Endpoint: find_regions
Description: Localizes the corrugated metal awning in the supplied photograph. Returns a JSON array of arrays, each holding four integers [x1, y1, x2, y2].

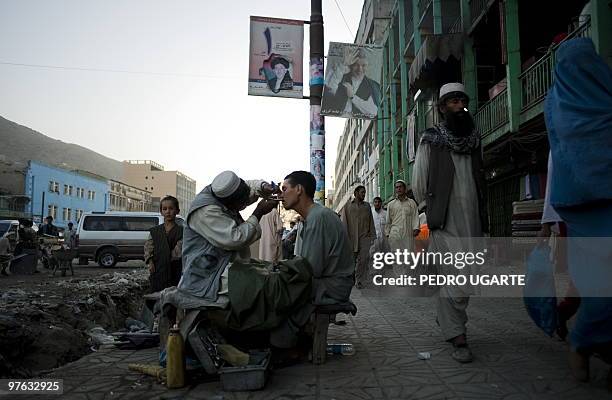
[[408, 33, 464, 88]]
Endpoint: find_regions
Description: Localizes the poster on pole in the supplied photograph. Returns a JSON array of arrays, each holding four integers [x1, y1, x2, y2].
[[321, 42, 383, 119], [248, 16, 304, 99]]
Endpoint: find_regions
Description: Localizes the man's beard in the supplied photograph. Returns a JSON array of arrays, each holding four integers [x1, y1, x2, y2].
[[445, 110, 475, 137]]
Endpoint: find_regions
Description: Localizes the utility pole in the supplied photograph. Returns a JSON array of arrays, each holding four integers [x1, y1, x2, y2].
[[41, 191, 45, 222], [310, 0, 325, 204]]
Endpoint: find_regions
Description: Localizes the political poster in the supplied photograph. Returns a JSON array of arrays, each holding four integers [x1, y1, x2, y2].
[[248, 16, 304, 98]]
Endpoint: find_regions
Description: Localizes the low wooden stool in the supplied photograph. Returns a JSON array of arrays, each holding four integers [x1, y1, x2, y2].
[[311, 302, 357, 365]]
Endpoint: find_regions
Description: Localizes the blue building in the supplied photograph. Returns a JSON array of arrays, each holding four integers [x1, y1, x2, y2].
[[25, 161, 109, 228]]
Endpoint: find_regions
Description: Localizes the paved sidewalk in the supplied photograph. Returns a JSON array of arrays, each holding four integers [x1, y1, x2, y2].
[[23, 288, 611, 400]]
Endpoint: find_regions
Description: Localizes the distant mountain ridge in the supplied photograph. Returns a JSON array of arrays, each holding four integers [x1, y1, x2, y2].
[[0, 115, 123, 180]]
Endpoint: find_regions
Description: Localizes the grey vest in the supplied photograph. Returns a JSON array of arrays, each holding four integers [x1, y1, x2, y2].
[[177, 186, 240, 301]]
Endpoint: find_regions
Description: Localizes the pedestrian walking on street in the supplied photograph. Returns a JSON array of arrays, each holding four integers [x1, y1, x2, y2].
[[39, 215, 58, 236], [544, 37, 612, 384], [64, 222, 77, 249], [370, 196, 389, 255], [386, 180, 420, 278], [412, 82, 488, 364], [144, 196, 183, 293], [340, 185, 376, 289]]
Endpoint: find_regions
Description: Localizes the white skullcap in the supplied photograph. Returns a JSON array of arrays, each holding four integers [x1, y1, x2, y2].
[[439, 82, 467, 101], [211, 171, 241, 199]]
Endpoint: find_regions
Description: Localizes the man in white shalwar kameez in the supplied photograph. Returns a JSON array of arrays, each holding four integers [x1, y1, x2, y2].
[[259, 208, 283, 263], [412, 83, 488, 364], [386, 180, 420, 278]]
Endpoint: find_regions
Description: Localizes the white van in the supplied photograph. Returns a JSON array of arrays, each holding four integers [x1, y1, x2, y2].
[[76, 211, 184, 267]]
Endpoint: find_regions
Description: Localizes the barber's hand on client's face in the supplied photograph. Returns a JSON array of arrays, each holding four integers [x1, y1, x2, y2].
[[252, 199, 279, 220], [261, 182, 281, 196]]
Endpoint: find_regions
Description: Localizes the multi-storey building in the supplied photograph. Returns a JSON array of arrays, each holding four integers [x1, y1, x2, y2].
[[333, 0, 394, 212], [375, 0, 610, 237], [25, 160, 109, 227], [122, 160, 196, 213], [0, 158, 31, 220], [109, 180, 153, 212]]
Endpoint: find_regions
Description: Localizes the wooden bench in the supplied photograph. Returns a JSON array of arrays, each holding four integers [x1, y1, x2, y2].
[[311, 302, 357, 365]]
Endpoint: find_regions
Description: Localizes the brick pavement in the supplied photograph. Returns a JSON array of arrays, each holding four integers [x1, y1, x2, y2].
[[20, 288, 611, 400]]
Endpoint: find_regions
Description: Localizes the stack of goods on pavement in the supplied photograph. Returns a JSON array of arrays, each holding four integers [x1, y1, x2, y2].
[[511, 199, 544, 244], [519, 172, 547, 201]]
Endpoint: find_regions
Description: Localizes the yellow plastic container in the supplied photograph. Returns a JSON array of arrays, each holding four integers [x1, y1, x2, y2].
[[166, 324, 185, 389]]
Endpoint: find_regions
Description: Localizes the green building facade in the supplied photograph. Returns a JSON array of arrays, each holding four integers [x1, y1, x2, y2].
[[377, 0, 611, 236]]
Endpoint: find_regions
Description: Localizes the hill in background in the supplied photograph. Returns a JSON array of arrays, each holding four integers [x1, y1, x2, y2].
[[0, 115, 123, 180]]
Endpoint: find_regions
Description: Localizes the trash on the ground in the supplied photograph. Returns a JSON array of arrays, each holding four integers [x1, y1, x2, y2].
[[88, 326, 116, 346], [326, 343, 355, 355], [417, 352, 431, 360], [125, 317, 148, 332], [111, 332, 159, 350]]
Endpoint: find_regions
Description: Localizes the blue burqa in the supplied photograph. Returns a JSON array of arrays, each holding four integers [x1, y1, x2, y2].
[[544, 38, 612, 350]]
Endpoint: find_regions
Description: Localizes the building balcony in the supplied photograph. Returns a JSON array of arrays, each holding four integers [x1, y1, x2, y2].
[[519, 16, 591, 117], [474, 88, 509, 145], [475, 17, 591, 146]]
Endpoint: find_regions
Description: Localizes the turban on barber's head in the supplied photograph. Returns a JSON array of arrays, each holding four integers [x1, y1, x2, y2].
[[211, 171, 250, 205]]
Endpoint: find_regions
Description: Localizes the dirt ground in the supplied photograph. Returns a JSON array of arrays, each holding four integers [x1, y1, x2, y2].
[[0, 261, 150, 378]]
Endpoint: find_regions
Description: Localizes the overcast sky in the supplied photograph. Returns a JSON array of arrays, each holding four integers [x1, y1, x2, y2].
[[0, 0, 364, 193]]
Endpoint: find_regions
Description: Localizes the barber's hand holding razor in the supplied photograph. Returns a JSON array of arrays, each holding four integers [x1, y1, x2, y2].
[[261, 181, 282, 202], [253, 198, 279, 220]]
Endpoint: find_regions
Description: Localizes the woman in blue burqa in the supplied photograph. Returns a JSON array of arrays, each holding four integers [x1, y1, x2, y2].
[[545, 37, 612, 384]]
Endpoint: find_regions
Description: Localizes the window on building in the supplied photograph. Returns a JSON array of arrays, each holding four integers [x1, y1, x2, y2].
[[49, 181, 59, 193], [47, 204, 58, 220], [88, 190, 96, 200], [76, 209, 83, 222], [63, 208, 72, 222]]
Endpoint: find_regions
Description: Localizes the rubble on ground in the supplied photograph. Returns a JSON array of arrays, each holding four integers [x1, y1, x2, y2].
[[0, 269, 150, 378]]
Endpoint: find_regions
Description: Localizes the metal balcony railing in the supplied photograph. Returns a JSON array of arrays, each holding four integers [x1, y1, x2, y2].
[[474, 88, 509, 137], [520, 16, 591, 110]]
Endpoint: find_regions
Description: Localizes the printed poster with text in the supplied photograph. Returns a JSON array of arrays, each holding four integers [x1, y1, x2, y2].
[[248, 16, 304, 99]]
